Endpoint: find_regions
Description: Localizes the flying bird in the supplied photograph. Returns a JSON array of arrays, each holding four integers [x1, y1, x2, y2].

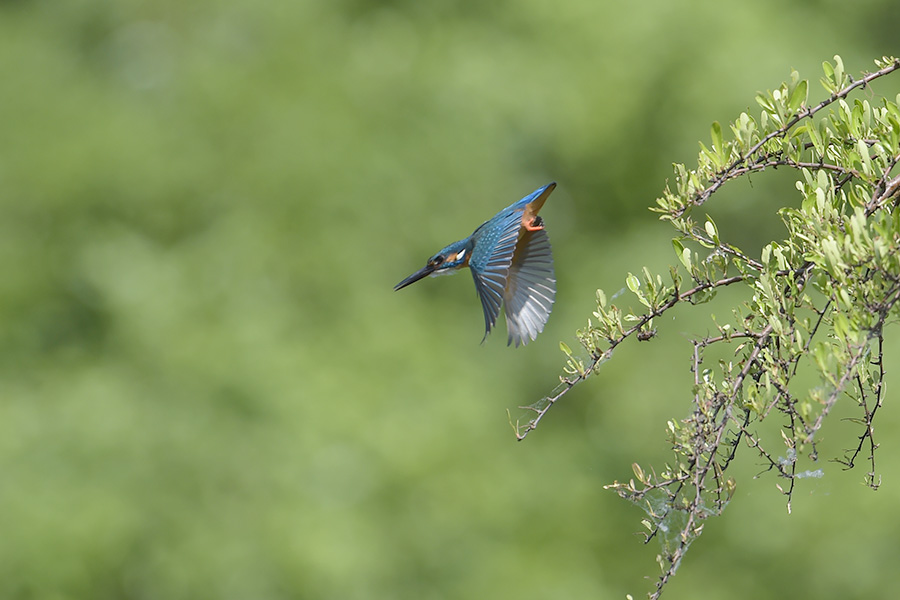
[[394, 182, 556, 346]]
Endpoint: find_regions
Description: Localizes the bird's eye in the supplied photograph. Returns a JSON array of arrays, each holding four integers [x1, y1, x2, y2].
[[430, 255, 444, 267]]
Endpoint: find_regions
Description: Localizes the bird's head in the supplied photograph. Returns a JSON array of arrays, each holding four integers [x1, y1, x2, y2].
[[394, 238, 473, 291]]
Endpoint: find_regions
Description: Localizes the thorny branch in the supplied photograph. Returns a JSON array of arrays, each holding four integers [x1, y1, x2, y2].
[[835, 332, 886, 488], [513, 274, 747, 440], [515, 56, 900, 600], [517, 59, 900, 442]]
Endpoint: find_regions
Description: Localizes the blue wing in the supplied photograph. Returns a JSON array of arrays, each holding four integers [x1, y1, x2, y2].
[[469, 209, 523, 341], [469, 182, 557, 343], [503, 228, 555, 346]]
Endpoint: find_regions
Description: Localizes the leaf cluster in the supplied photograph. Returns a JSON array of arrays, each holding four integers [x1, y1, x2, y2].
[[514, 56, 900, 598]]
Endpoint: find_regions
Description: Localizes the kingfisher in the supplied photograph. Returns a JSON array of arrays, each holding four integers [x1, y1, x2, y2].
[[394, 182, 557, 346]]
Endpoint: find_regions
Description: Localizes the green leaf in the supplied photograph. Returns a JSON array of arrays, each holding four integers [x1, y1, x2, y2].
[[857, 138, 872, 175], [698, 141, 720, 168], [626, 273, 640, 294], [833, 54, 845, 86], [807, 121, 824, 155], [711, 121, 724, 155], [677, 245, 692, 271], [626, 273, 651, 308], [704, 217, 719, 243], [756, 93, 774, 112], [821, 60, 836, 93], [833, 311, 849, 343], [788, 79, 808, 112]]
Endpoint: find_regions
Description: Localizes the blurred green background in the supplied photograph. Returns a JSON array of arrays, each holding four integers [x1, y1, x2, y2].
[[1, 1, 899, 598]]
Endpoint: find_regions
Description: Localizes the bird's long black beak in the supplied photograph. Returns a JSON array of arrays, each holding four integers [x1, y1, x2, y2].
[[394, 264, 435, 291]]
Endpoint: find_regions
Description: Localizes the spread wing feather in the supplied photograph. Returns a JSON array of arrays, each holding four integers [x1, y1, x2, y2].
[[503, 228, 555, 346]]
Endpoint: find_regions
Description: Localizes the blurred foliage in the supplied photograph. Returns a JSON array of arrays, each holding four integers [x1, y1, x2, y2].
[[0, 1, 899, 599]]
